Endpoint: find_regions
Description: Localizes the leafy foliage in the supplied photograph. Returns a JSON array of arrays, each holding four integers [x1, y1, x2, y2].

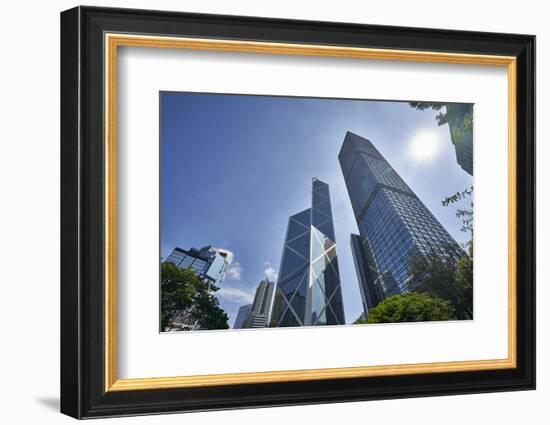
[[192, 289, 230, 330], [364, 293, 455, 324], [161, 262, 199, 330], [372, 104, 475, 324], [409, 184, 474, 320], [455, 240, 473, 316], [409, 102, 473, 145], [160, 262, 229, 331], [442, 186, 473, 318], [411, 244, 473, 320], [442, 186, 474, 234]]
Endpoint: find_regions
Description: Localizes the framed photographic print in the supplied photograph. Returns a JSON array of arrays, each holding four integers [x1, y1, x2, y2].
[[60, 6, 535, 419]]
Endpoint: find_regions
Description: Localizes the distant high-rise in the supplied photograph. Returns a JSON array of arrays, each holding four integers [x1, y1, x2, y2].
[[248, 279, 276, 328], [447, 105, 473, 176], [270, 178, 345, 327], [233, 304, 253, 329], [233, 280, 275, 329], [350, 233, 385, 315], [165, 245, 233, 287], [164, 245, 233, 331], [339, 132, 459, 315]]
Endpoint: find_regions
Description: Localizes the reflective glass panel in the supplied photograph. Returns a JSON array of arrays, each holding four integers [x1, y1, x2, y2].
[[291, 209, 311, 228], [279, 270, 307, 298], [279, 247, 308, 280], [286, 232, 310, 258], [315, 200, 332, 216]]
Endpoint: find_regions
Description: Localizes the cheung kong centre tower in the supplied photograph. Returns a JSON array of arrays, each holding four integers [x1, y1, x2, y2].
[[270, 178, 346, 327], [339, 132, 460, 314]]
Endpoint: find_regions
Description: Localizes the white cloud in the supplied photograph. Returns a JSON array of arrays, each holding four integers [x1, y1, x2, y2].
[[225, 261, 242, 281], [217, 286, 254, 304], [264, 262, 278, 281]]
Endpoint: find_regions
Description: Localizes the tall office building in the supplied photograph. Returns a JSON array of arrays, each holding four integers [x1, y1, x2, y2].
[[164, 245, 233, 287], [248, 279, 276, 328], [233, 280, 275, 329], [339, 132, 460, 314], [270, 178, 345, 327], [233, 304, 253, 329], [350, 233, 385, 315], [163, 245, 233, 331], [447, 104, 473, 176]]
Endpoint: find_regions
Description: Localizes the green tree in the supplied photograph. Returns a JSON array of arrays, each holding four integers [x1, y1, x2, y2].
[[409, 186, 474, 320], [161, 262, 200, 330], [455, 241, 473, 317], [363, 293, 455, 324], [411, 244, 472, 320], [409, 102, 473, 145], [407, 103, 475, 321], [160, 262, 229, 331], [442, 186, 473, 235], [444, 185, 474, 318], [192, 284, 230, 330]]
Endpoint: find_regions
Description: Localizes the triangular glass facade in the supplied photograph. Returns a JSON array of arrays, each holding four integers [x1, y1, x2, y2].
[[270, 179, 346, 327]]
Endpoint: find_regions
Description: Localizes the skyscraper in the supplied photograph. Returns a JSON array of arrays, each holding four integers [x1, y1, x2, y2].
[[247, 279, 276, 328], [270, 178, 345, 327], [339, 132, 459, 314], [447, 105, 473, 176], [164, 245, 233, 287], [234, 280, 275, 329], [163, 245, 233, 331], [350, 233, 385, 315], [233, 304, 253, 329]]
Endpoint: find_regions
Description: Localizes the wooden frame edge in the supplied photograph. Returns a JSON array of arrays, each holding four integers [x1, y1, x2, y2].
[[104, 33, 518, 392], [108, 358, 516, 391]]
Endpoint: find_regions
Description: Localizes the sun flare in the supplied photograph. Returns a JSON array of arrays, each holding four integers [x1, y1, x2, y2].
[[409, 129, 441, 162]]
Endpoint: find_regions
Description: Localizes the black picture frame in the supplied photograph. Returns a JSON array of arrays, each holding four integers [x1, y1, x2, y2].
[[60, 5, 535, 419]]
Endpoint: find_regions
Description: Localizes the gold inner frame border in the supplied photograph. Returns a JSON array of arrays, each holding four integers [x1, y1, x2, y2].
[[104, 33, 517, 392]]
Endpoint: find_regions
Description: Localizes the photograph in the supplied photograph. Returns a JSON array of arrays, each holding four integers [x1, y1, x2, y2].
[[160, 92, 474, 332], [57, 4, 536, 419]]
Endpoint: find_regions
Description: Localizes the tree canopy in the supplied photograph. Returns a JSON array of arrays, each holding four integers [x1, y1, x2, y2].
[[161, 262, 229, 331], [409, 102, 473, 144], [409, 185, 474, 320], [362, 293, 455, 324], [442, 186, 474, 235], [410, 244, 473, 320], [399, 103, 475, 323]]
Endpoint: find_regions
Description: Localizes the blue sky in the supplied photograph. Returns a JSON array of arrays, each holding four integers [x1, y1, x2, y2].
[[160, 92, 473, 327]]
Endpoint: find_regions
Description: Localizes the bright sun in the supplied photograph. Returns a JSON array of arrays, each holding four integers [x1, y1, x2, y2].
[[409, 129, 441, 162]]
